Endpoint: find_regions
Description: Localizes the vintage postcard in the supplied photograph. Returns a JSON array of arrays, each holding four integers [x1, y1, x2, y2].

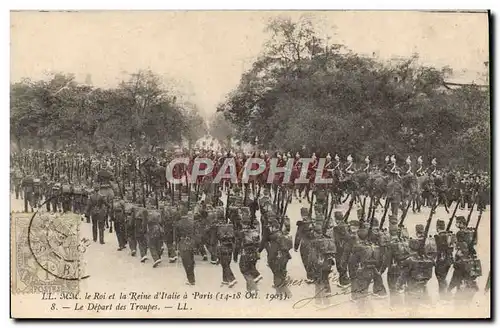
[[10, 10, 490, 319]]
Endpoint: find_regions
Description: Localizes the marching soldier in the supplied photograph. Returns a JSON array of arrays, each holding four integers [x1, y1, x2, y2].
[[147, 209, 164, 268], [397, 238, 435, 308], [21, 175, 35, 212], [125, 203, 138, 256], [135, 207, 149, 262], [385, 215, 409, 306], [434, 219, 455, 296], [333, 211, 351, 287], [294, 207, 315, 283], [369, 218, 388, 298], [449, 241, 481, 304], [111, 199, 128, 251], [61, 178, 73, 212], [310, 232, 336, 305], [349, 221, 382, 312], [51, 182, 62, 213], [85, 186, 107, 244], [260, 214, 292, 297], [234, 208, 262, 292], [175, 210, 197, 286], [216, 208, 237, 287]]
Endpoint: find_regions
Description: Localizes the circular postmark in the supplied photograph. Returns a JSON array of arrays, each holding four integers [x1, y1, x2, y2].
[[28, 207, 90, 281]]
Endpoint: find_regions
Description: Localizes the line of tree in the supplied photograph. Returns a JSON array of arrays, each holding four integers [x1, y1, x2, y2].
[[216, 16, 490, 171], [11, 70, 208, 154]]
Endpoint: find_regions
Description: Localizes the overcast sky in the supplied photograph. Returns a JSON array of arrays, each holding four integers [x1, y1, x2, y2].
[[11, 11, 489, 117]]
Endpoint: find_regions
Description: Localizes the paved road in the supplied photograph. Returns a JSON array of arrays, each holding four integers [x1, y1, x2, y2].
[[10, 192, 491, 318]]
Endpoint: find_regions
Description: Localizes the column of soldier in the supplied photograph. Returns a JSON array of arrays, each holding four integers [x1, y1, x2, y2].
[[10, 147, 489, 311]]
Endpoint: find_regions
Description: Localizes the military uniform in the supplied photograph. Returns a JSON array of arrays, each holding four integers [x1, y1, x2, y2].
[[397, 238, 435, 307], [333, 211, 351, 287], [385, 215, 409, 306], [126, 204, 138, 256], [369, 218, 388, 297], [162, 206, 179, 262], [294, 207, 315, 283], [111, 200, 128, 251], [21, 176, 35, 212], [450, 242, 481, 303], [434, 219, 455, 296], [234, 212, 262, 292], [51, 183, 62, 213], [215, 214, 237, 287], [261, 218, 292, 297], [175, 214, 196, 285], [134, 207, 149, 261], [349, 224, 383, 311], [61, 182, 73, 212], [310, 229, 336, 305], [147, 209, 164, 267], [85, 188, 107, 244]]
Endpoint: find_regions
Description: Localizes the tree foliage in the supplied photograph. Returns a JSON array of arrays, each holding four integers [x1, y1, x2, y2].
[[11, 70, 207, 154], [209, 112, 236, 143], [218, 16, 490, 170]]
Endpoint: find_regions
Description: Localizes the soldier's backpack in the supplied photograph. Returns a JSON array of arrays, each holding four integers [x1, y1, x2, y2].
[[124, 203, 134, 216], [61, 184, 71, 194], [390, 239, 410, 263], [457, 229, 476, 247], [359, 243, 382, 266], [33, 178, 41, 186], [379, 231, 391, 247], [240, 207, 251, 225], [434, 232, 455, 251], [52, 183, 61, 191], [276, 233, 293, 251], [73, 187, 83, 195], [312, 238, 336, 255], [462, 258, 482, 279], [242, 228, 260, 247], [217, 224, 234, 241], [425, 238, 438, 259], [410, 257, 434, 282], [399, 226, 410, 240], [148, 210, 162, 224]]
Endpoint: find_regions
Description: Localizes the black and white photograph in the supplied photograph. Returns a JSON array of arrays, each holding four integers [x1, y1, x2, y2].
[[9, 10, 491, 318]]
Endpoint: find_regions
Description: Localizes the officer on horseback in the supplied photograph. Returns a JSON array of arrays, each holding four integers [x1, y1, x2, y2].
[[404, 156, 413, 176], [362, 156, 371, 173], [416, 156, 425, 177], [345, 155, 355, 175]]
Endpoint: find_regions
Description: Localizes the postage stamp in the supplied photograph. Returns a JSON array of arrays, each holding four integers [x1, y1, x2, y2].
[[11, 211, 85, 294]]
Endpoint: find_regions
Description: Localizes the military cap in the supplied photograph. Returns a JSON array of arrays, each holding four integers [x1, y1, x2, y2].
[[300, 207, 309, 217], [334, 211, 343, 221], [348, 220, 360, 228], [456, 216, 466, 225], [436, 219, 446, 230], [415, 224, 425, 235]]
